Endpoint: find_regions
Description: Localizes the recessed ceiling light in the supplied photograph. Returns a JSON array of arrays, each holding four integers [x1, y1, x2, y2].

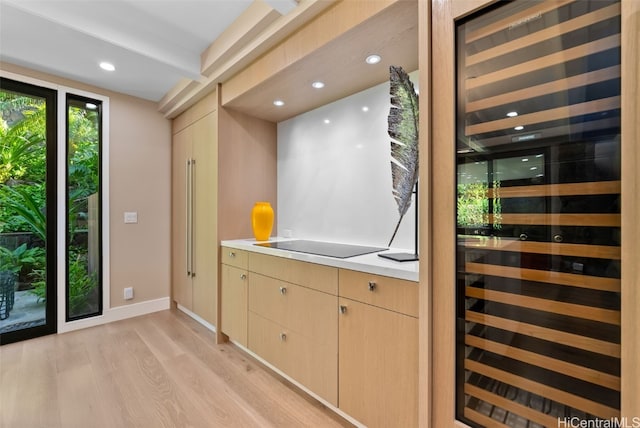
[[522, 158, 529, 162], [362, 106, 369, 112], [273, 99, 285, 107], [530, 166, 538, 170], [514, 125, 524, 131], [323, 119, 331, 124], [507, 111, 518, 117], [85, 103, 97, 110], [365, 54, 381, 65], [311, 81, 325, 89], [99, 61, 115, 71]]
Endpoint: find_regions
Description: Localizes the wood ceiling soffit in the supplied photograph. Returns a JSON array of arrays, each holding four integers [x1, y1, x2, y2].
[[200, 1, 281, 77], [159, 0, 338, 119], [220, 0, 401, 107], [220, 0, 416, 122]]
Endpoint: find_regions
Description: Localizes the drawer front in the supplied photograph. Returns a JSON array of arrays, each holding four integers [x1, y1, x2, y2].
[[338, 269, 418, 317], [221, 247, 248, 269], [248, 311, 337, 406], [248, 252, 337, 295], [248, 273, 337, 345]]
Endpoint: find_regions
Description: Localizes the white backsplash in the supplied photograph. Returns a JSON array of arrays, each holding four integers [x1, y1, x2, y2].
[[277, 70, 419, 250]]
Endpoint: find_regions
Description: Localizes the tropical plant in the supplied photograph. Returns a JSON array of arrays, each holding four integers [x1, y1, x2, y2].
[[0, 243, 44, 276], [30, 248, 97, 314]]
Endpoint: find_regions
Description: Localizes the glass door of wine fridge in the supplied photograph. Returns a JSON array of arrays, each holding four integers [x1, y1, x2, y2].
[[455, 1, 621, 426]]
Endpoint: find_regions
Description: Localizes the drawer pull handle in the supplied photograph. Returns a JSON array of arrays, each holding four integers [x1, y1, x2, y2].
[[339, 305, 348, 314], [368, 281, 377, 292], [279, 286, 287, 295], [279, 332, 287, 341], [240, 274, 247, 280], [229, 251, 236, 257]]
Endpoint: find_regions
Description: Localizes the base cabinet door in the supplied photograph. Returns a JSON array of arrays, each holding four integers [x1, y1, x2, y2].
[[221, 263, 247, 346], [338, 298, 418, 428]]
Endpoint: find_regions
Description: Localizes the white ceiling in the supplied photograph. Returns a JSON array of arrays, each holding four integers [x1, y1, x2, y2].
[[0, 0, 259, 101]]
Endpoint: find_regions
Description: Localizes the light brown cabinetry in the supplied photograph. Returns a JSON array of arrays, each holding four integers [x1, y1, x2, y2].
[[338, 270, 418, 428], [220, 248, 248, 346], [171, 90, 277, 338], [172, 98, 217, 325], [246, 252, 338, 405]]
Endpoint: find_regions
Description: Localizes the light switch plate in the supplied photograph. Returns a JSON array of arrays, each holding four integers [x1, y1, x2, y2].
[[124, 211, 138, 224]]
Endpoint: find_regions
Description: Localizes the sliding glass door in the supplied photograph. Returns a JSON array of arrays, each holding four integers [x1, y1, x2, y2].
[[0, 78, 57, 344]]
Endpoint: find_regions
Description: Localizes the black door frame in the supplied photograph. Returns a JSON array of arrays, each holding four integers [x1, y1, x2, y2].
[[0, 77, 57, 345]]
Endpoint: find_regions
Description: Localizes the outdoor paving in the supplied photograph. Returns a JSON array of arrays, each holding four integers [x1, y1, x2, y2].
[[0, 290, 46, 333]]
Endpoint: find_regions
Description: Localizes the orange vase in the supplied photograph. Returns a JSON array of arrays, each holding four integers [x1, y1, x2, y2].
[[251, 202, 274, 241]]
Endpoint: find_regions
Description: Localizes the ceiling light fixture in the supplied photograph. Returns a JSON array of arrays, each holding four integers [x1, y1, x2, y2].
[[85, 103, 98, 110], [507, 111, 518, 117], [362, 106, 369, 112], [99, 61, 115, 71], [323, 119, 331, 124], [365, 54, 381, 65], [311, 81, 325, 89], [273, 100, 285, 107], [514, 125, 524, 131]]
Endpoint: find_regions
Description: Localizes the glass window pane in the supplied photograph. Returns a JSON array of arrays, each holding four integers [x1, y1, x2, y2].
[[67, 95, 102, 320]]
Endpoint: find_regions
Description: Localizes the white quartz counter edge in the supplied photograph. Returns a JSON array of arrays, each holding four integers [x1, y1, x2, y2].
[[221, 238, 419, 282]]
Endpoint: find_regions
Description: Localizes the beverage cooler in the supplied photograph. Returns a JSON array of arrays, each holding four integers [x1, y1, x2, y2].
[[454, 1, 622, 426]]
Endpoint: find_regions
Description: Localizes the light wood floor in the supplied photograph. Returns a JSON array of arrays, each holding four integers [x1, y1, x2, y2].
[[0, 309, 353, 428]]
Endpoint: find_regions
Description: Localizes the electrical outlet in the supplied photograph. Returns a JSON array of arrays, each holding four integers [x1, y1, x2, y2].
[[124, 287, 134, 300]]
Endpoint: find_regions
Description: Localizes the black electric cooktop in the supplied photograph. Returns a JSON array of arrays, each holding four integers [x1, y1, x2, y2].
[[255, 240, 387, 259]]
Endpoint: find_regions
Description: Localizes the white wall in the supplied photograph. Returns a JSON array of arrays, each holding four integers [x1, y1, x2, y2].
[[277, 71, 419, 250]]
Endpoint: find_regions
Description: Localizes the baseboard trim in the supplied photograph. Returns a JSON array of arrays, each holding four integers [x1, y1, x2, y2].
[[176, 304, 217, 333], [58, 297, 170, 333]]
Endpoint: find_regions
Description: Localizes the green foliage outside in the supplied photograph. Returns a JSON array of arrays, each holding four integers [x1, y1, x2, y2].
[[0, 90, 99, 315], [457, 182, 489, 227]]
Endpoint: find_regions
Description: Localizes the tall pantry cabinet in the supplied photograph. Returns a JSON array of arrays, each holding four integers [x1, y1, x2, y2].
[[172, 91, 218, 325], [171, 88, 277, 336]]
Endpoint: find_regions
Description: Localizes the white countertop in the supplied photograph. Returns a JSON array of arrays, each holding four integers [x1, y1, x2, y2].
[[221, 237, 419, 282]]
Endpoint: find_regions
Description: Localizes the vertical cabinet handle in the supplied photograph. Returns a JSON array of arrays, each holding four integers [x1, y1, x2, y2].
[[339, 305, 348, 314], [186, 159, 191, 277], [279, 286, 287, 295], [368, 281, 377, 292], [190, 159, 196, 277]]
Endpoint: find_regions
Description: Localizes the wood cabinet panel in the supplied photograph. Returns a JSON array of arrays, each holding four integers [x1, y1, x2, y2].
[[338, 297, 418, 428], [171, 126, 193, 310], [220, 247, 248, 269], [248, 272, 337, 346], [191, 112, 217, 325], [221, 264, 248, 346], [248, 252, 337, 295], [248, 311, 337, 405], [338, 269, 418, 317], [171, 107, 217, 326]]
